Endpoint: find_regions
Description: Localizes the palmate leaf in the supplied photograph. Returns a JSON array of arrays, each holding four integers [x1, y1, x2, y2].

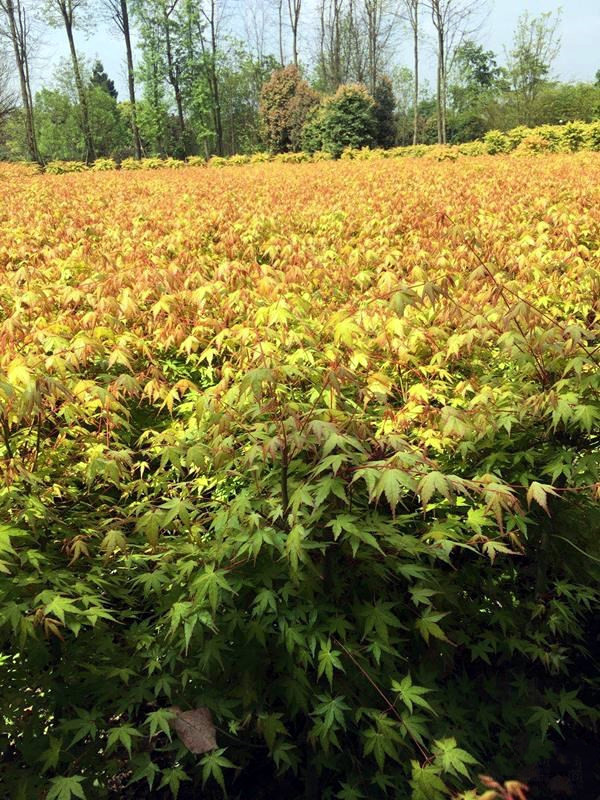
[[106, 725, 142, 757], [46, 776, 86, 800], [416, 609, 451, 644], [525, 481, 559, 515], [146, 708, 175, 740], [433, 737, 478, 778], [410, 762, 447, 800], [391, 674, 435, 715], [39, 736, 62, 774], [159, 766, 190, 799], [317, 639, 344, 686], [418, 471, 452, 507], [201, 748, 237, 792], [127, 754, 160, 790]]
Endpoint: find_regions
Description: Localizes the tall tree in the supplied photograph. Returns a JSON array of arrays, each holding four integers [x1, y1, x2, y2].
[[90, 59, 117, 98], [317, 0, 345, 91], [506, 9, 562, 127], [362, 0, 395, 94], [163, 0, 185, 137], [100, 0, 143, 159], [373, 74, 396, 147], [44, 0, 95, 162], [426, 0, 485, 144], [135, 4, 171, 154], [0, 0, 41, 162], [0, 49, 16, 124], [277, 0, 284, 65], [399, 0, 419, 144], [287, 0, 300, 67]]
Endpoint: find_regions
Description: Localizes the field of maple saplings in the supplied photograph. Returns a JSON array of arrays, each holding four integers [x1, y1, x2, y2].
[[0, 153, 599, 799]]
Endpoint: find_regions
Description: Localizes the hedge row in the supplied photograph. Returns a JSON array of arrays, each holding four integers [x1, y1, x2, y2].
[[37, 119, 600, 174]]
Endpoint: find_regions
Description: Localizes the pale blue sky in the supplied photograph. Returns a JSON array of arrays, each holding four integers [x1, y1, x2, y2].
[[33, 1, 599, 97]]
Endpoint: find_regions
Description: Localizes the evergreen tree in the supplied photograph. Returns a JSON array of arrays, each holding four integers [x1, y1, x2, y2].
[[373, 75, 396, 148], [90, 59, 118, 99]]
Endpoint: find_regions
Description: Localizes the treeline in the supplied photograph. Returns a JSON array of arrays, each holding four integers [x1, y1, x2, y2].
[[0, 1, 599, 164]]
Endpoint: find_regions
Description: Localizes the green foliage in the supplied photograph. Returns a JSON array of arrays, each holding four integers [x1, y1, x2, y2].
[[303, 84, 377, 157], [1, 146, 600, 799], [373, 77, 397, 149]]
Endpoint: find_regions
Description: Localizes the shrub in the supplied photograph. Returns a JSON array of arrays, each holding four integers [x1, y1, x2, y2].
[[457, 140, 487, 156], [163, 156, 186, 169], [91, 158, 117, 171], [306, 84, 377, 158], [483, 130, 510, 155], [208, 155, 229, 168], [311, 149, 333, 161], [228, 154, 252, 166], [1, 155, 599, 799], [250, 151, 272, 164], [585, 120, 600, 151], [513, 134, 552, 156], [424, 144, 460, 161], [186, 155, 207, 167], [259, 66, 320, 154], [120, 157, 143, 170], [44, 160, 88, 174], [141, 157, 166, 170], [560, 120, 588, 151]]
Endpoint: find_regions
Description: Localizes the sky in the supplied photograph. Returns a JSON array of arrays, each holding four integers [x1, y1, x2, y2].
[[30, 0, 600, 98]]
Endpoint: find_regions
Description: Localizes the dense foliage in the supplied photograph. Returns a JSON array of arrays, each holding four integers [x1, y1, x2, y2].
[[259, 66, 320, 154], [303, 84, 378, 157], [2, 3, 598, 163], [31, 118, 600, 175], [0, 153, 599, 799]]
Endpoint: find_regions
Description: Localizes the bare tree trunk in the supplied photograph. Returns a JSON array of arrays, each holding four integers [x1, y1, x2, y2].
[[430, 0, 445, 144], [163, 5, 185, 140], [61, 5, 95, 163], [438, 29, 445, 143], [120, 0, 142, 158], [287, 0, 301, 67], [208, 0, 223, 155], [365, 0, 378, 94], [318, 0, 344, 90], [278, 0, 284, 65], [1, 0, 40, 163], [198, 0, 223, 156], [428, 0, 484, 145], [411, 0, 419, 145]]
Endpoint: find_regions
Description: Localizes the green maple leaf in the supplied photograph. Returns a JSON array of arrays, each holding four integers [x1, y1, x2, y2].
[[47, 776, 86, 800], [433, 737, 478, 778]]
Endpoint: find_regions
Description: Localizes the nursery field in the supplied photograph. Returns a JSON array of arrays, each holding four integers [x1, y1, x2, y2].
[[1, 155, 599, 799]]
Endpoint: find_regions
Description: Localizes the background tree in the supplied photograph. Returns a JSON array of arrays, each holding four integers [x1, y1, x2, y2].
[[399, 0, 419, 144], [43, 0, 95, 162], [373, 74, 396, 147], [197, 0, 226, 156], [34, 59, 128, 160], [362, 0, 397, 94], [260, 64, 318, 152], [100, 0, 143, 159], [316, 0, 344, 91], [90, 59, 117, 98], [305, 82, 377, 156], [426, 0, 486, 143], [0, 49, 16, 126], [506, 9, 562, 127], [448, 40, 501, 140], [287, 0, 301, 67], [0, 0, 40, 163]]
